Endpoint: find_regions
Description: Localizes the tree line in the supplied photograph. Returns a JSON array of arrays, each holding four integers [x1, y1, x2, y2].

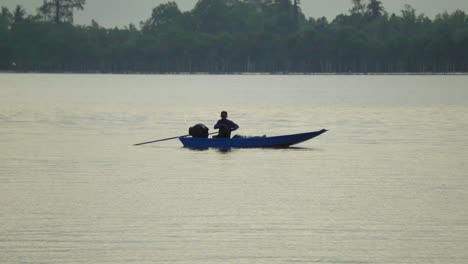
[[0, 0, 467, 73]]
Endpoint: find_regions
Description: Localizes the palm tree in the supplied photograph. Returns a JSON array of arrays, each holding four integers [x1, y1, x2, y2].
[[367, 0, 385, 19], [38, 0, 86, 24], [350, 0, 366, 16], [293, 0, 300, 28], [13, 5, 26, 23]]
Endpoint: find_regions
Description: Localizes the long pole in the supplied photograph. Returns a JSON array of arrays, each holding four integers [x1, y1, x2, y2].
[[134, 132, 218, 146]]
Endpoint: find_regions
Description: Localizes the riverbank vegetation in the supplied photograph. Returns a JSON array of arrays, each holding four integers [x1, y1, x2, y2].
[[1, 0, 467, 73]]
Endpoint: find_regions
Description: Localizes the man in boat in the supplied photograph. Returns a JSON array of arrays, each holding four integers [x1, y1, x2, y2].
[[213, 111, 239, 138]]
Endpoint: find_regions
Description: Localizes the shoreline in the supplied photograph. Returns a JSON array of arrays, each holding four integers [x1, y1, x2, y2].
[[1, 71, 467, 76]]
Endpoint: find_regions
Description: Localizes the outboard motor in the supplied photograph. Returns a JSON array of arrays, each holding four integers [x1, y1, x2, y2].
[[189, 124, 209, 138]]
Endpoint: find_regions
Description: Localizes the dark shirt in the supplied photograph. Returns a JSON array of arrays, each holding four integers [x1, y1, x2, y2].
[[214, 119, 239, 131]]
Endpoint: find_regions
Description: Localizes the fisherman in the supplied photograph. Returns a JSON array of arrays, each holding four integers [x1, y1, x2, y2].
[[213, 111, 239, 138]]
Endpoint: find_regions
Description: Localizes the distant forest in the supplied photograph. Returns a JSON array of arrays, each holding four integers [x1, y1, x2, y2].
[[1, 0, 468, 73]]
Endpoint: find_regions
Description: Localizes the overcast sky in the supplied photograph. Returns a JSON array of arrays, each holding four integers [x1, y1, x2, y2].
[[2, 0, 468, 28]]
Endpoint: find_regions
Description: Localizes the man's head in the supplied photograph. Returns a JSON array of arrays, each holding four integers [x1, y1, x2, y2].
[[220, 111, 228, 120]]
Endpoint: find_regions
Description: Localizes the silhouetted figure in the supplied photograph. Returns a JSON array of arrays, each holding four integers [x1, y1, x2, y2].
[[213, 111, 239, 138]]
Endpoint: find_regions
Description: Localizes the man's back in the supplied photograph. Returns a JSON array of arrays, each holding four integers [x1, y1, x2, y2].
[[213, 111, 239, 138], [214, 119, 239, 131]]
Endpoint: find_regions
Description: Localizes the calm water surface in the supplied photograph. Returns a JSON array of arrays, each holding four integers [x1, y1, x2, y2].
[[0, 74, 467, 264]]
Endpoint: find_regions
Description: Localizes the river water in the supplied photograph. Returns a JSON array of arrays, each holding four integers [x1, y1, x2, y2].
[[1, 74, 467, 264]]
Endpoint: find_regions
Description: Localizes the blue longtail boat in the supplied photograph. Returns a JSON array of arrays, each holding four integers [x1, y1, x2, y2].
[[179, 129, 328, 149]]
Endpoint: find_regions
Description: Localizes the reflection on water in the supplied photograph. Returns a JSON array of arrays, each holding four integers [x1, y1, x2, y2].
[[1, 74, 468, 264]]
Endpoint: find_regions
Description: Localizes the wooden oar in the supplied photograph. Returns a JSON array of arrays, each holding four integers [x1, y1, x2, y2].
[[134, 132, 218, 146]]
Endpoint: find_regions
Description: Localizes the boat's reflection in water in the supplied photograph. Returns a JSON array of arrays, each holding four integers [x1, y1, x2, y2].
[[182, 146, 320, 153], [182, 147, 232, 153]]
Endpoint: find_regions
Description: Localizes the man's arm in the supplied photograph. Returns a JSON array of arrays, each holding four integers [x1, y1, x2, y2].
[[214, 120, 221, 129], [230, 121, 239, 131]]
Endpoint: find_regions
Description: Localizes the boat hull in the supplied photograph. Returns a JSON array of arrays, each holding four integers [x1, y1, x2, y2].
[[179, 129, 327, 149]]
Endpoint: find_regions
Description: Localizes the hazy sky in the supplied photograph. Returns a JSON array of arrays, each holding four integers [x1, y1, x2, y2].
[[2, 0, 468, 28]]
